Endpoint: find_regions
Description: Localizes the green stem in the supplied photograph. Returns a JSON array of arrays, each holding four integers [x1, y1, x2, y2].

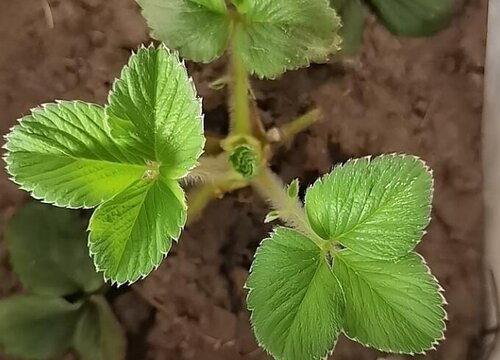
[[228, 43, 252, 135], [187, 179, 247, 225], [281, 109, 321, 140], [268, 109, 321, 144], [184, 154, 234, 185], [251, 167, 326, 248]]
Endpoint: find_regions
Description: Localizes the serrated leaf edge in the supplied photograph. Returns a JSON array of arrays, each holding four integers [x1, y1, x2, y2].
[[87, 181, 186, 287], [90, 44, 202, 285], [2, 45, 202, 286], [246, 0, 342, 80], [136, 0, 341, 79], [2, 100, 130, 210], [93, 43, 202, 287], [244, 227, 343, 360], [135, 1, 229, 64], [304, 153, 435, 259], [339, 251, 447, 355], [106, 43, 206, 180]]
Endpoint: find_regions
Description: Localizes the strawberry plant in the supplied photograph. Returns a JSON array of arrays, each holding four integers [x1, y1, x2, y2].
[[331, 0, 454, 53], [2, 1, 446, 359], [0, 203, 125, 360]]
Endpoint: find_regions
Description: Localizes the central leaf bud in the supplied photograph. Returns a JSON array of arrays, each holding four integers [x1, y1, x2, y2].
[[229, 144, 259, 179]]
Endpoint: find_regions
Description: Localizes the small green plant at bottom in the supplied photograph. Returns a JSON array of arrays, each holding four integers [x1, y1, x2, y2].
[[0, 203, 125, 360], [2, 1, 447, 358]]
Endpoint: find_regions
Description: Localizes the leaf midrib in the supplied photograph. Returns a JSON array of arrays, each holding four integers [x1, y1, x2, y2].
[[114, 181, 155, 279], [281, 254, 325, 357], [10, 151, 147, 170]]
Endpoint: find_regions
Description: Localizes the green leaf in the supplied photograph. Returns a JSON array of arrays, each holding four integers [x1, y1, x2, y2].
[[246, 227, 345, 360], [4, 46, 205, 284], [287, 178, 300, 199], [4, 101, 146, 208], [334, 250, 446, 354], [0, 296, 81, 359], [232, 0, 342, 78], [305, 154, 432, 260], [89, 179, 186, 284], [108, 45, 204, 179], [334, 0, 364, 54], [368, 0, 453, 37], [264, 210, 280, 224], [136, 0, 230, 63], [73, 295, 126, 360], [5, 203, 103, 296], [137, 0, 341, 79]]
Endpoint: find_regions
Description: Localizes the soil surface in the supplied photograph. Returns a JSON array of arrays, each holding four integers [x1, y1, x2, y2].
[[0, 1, 488, 359]]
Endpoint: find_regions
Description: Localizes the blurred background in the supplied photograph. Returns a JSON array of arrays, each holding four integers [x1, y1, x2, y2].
[[0, 0, 489, 359]]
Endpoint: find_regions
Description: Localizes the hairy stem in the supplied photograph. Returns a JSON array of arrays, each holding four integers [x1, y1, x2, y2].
[[228, 43, 252, 135], [187, 180, 247, 225], [187, 183, 220, 225], [251, 167, 325, 248], [183, 154, 237, 185], [267, 109, 322, 144]]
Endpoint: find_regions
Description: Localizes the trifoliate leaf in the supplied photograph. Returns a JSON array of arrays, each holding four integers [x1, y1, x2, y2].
[[73, 295, 126, 360], [136, 0, 230, 63], [305, 155, 432, 260], [89, 179, 186, 284], [0, 296, 81, 359], [334, 250, 446, 354], [137, 0, 341, 79], [4, 46, 205, 284], [108, 45, 204, 179], [368, 0, 453, 37], [5, 203, 103, 297], [246, 227, 345, 360], [333, 0, 364, 54], [4, 101, 146, 208], [231, 0, 342, 78]]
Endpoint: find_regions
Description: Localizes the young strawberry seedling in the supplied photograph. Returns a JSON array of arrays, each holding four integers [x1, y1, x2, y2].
[[0, 203, 125, 360], [2, 1, 446, 359]]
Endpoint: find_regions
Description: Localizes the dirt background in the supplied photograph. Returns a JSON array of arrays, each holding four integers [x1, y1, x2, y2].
[[0, 0, 488, 359]]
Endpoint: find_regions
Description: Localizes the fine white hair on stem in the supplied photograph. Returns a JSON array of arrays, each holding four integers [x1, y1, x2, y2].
[[182, 154, 236, 186]]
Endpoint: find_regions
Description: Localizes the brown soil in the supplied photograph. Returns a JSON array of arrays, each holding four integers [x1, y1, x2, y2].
[[0, 1, 487, 359]]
